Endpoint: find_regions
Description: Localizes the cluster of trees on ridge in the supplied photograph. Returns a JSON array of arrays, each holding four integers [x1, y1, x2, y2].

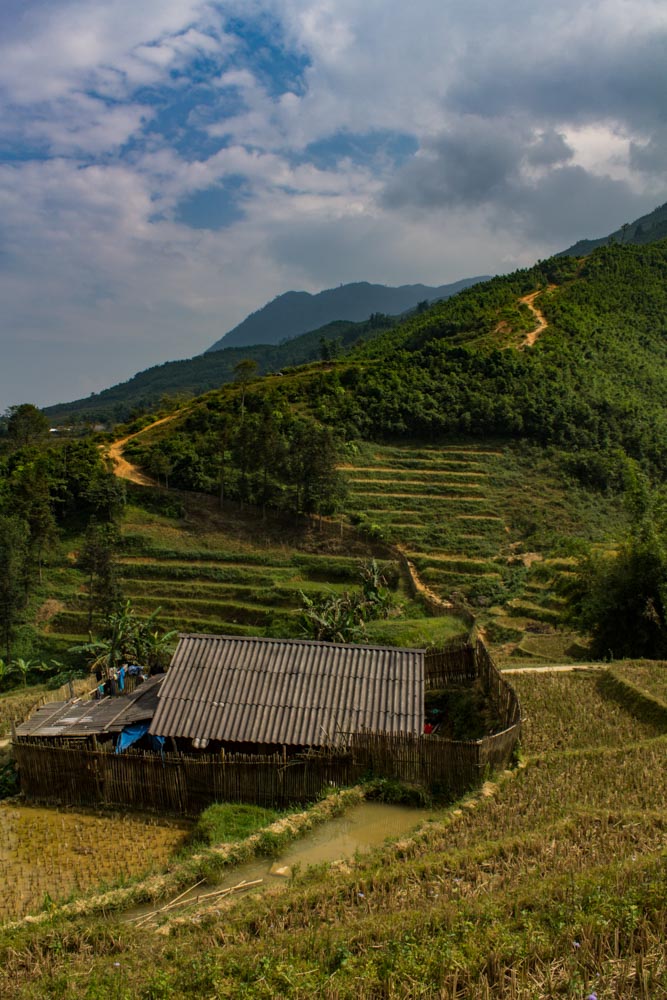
[[42, 313, 397, 427], [124, 387, 348, 519], [0, 404, 125, 671]]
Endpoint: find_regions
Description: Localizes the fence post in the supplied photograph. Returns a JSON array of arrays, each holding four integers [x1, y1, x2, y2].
[[90, 735, 104, 804]]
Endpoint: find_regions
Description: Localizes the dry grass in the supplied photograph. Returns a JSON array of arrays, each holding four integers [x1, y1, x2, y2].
[[1, 670, 666, 998], [611, 660, 667, 705]]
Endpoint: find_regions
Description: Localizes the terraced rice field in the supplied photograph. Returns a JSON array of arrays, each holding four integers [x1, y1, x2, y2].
[[343, 443, 620, 665], [43, 499, 410, 645], [343, 445, 551, 649], [5, 666, 664, 997], [0, 804, 189, 922], [343, 444, 507, 567]]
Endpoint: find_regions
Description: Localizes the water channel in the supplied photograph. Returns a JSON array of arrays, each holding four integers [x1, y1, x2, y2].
[[128, 802, 437, 922]]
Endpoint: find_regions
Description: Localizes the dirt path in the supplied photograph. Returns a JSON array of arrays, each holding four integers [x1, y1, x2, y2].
[[502, 663, 604, 674], [105, 413, 181, 486], [518, 284, 556, 348]]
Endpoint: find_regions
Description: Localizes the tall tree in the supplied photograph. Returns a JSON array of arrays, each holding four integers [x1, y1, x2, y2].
[[78, 518, 122, 628], [233, 358, 259, 425], [0, 516, 30, 660], [5, 404, 49, 449]]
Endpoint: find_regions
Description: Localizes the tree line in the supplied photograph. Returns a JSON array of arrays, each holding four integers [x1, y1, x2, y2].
[[0, 406, 125, 664], [124, 395, 348, 518]]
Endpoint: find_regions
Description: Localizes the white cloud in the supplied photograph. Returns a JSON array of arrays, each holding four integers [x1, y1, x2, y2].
[[1, 0, 667, 408]]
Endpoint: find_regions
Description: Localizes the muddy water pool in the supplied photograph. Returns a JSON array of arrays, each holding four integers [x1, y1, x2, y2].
[[0, 802, 190, 922], [130, 802, 435, 919]]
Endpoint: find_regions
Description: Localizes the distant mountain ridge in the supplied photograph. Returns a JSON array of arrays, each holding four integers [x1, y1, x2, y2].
[[560, 202, 667, 257], [206, 277, 489, 352], [43, 314, 395, 424]]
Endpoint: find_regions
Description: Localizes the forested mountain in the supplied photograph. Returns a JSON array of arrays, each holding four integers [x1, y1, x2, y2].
[[205, 276, 489, 352], [559, 201, 667, 257], [126, 241, 667, 511]]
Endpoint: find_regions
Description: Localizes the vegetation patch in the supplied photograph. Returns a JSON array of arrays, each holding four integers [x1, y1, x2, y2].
[[186, 803, 281, 849]]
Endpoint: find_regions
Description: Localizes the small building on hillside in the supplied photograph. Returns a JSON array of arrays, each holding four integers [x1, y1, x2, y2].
[[149, 633, 425, 754], [15, 676, 164, 751], [13, 636, 521, 812]]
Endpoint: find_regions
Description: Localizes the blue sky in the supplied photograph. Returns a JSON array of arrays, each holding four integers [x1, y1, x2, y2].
[[1, 0, 665, 407]]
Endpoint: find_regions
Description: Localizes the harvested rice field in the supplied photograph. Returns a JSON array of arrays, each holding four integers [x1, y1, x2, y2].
[[3, 666, 666, 998], [0, 803, 189, 922], [611, 659, 667, 705]]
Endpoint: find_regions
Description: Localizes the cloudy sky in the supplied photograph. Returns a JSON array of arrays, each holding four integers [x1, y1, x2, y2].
[[1, 0, 665, 408]]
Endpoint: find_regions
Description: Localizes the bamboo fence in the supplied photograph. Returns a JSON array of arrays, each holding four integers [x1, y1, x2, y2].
[[14, 641, 522, 813]]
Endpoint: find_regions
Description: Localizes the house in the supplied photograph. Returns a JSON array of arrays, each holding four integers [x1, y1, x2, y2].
[[149, 633, 425, 754], [13, 637, 521, 811]]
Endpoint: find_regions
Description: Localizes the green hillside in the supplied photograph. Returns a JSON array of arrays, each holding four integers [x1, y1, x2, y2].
[[560, 200, 667, 257], [42, 313, 396, 426], [109, 239, 667, 658], [128, 242, 667, 476]]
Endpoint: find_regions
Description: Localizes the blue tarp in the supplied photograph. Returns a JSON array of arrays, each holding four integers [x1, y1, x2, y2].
[[115, 722, 165, 754]]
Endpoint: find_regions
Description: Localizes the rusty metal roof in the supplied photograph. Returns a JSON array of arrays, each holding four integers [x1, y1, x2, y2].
[[149, 634, 424, 747], [15, 677, 163, 739]]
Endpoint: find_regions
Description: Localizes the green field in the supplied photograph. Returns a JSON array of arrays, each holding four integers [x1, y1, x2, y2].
[[343, 441, 626, 664], [35, 490, 468, 660]]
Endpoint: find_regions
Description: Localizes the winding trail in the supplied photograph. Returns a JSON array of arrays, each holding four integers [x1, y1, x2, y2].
[[105, 412, 181, 486], [518, 284, 556, 348]]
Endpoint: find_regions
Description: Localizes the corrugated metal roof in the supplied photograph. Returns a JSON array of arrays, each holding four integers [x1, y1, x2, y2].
[[149, 634, 424, 746], [15, 677, 163, 739]]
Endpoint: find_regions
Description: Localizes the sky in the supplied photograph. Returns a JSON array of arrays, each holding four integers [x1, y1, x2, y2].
[[1, 0, 666, 409]]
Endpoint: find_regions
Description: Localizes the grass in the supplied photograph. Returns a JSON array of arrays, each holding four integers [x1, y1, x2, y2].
[[186, 803, 282, 848], [2, 667, 666, 997], [364, 614, 468, 648]]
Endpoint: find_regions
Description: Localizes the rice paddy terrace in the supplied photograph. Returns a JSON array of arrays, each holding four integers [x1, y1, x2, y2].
[[43, 501, 381, 643], [41, 493, 466, 654], [3, 664, 666, 998], [37, 436, 623, 663], [343, 441, 625, 665]]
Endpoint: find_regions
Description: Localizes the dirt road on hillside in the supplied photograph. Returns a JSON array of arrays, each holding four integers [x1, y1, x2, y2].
[[106, 413, 180, 486], [519, 285, 556, 348]]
